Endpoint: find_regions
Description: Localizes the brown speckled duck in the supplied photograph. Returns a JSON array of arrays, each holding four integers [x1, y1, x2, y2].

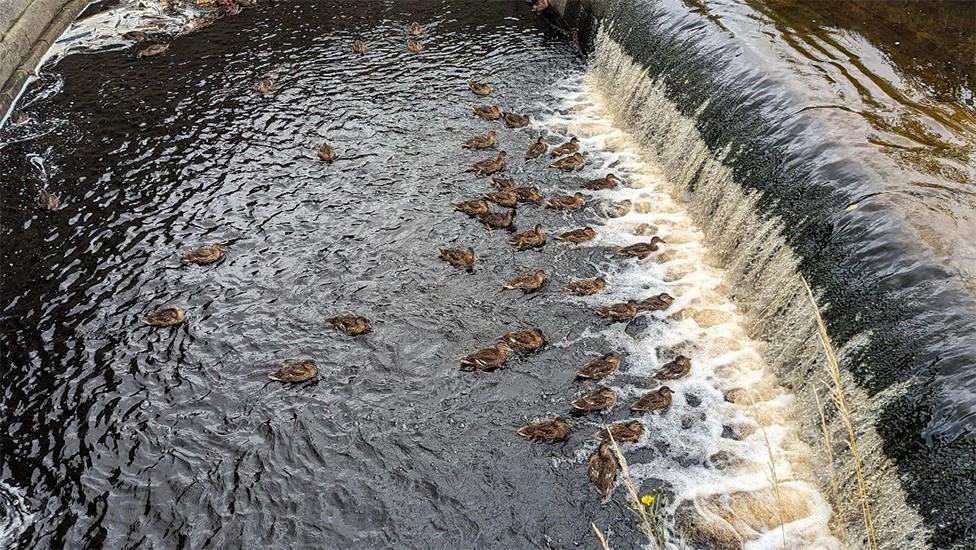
[[408, 21, 423, 36], [557, 227, 596, 244], [571, 387, 616, 412], [268, 359, 318, 383], [479, 208, 515, 230], [253, 76, 273, 94], [181, 244, 225, 265], [484, 189, 518, 208], [439, 247, 475, 269], [517, 417, 569, 442], [596, 300, 641, 322], [577, 353, 621, 380], [474, 105, 502, 120], [655, 355, 692, 380], [328, 314, 370, 336], [582, 173, 621, 190], [36, 189, 60, 210], [516, 186, 544, 203], [637, 292, 674, 312], [588, 443, 618, 498], [353, 39, 366, 54], [551, 137, 579, 157], [631, 386, 674, 413], [492, 177, 516, 190], [545, 192, 585, 211], [143, 306, 186, 327], [318, 143, 337, 162], [502, 270, 547, 293], [508, 224, 545, 250], [600, 420, 644, 443], [469, 81, 492, 96], [471, 151, 507, 175], [525, 135, 547, 159], [617, 237, 665, 259], [123, 30, 147, 42], [137, 43, 169, 58], [604, 200, 632, 218], [463, 130, 496, 150], [549, 152, 585, 171], [563, 277, 607, 296], [406, 39, 423, 53], [503, 112, 530, 128], [460, 342, 513, 370], [497, 328, 546, 351], [454, 199, 489, 217]]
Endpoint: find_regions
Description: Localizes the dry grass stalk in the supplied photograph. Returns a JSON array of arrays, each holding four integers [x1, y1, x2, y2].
[[605, 431, 662, 550], [802, 277, 879, 550], [591, 522, 612, 550], [746, 394, 789, 549], [813, 388, 842, 509]]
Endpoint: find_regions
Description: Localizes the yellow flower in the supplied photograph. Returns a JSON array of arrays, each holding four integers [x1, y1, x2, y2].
[[640, 494, 655, 507]]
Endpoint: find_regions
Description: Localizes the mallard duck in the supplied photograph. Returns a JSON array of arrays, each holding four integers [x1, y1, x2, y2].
[[455, 199, 489, 217], [502, 270, 547, 293], [517, 418, 569, 442], [492, 177, 516, 190], [318, 143, 337, 162], [181, 244, 225, 265], [545, 192, 585, 210], [484, 189, 518, 208], [588, 443, 618, 498], [268, 359, 318, 383], [137, 43, 169, 58], [655, 355, 691, 380], [637, 292, 674, 312], [525, 136, 547, 159], [563, 277, 606, 296], [549, 152, 585, 171], [463, 130, 496, 150], [328, 314, 370, 336], [143, 306, 186, 327], [557, 227, 596, 244], [253, 76, 273, 94], [353, 39, 366, 54], [469, 81, 492, 96], [503, 112, 530, 128], [532, 0, 550, 15], [473, 105, 502, 120], [406, 39, 423, 53], [497, 328, 546, 351], [551, 137, 579, 157], [479, 208, 515, 230], [595, 300, 641, 322], [471, 151, 507, 175], [508, 224, 545, 250], [515, 186, 544, 203], [631, 386, 674, 413], [408, 21, 423, 36], [123, 30, 147, 42], [582, 174, 621, 190], [460, 342, 513, 370], [617, 237, 665, 259], [604, 200, 632, 218], [571, 387, 616, 412], [36, 189, 60, 210], [599, 420, 644, 443], [440, 247, 475, 269], [576, 353, 621, 380], [11, 111, 29, 125]]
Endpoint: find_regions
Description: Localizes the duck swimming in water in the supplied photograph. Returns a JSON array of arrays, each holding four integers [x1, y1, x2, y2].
[[631, 386, 674, 413], [577, 353, 621, 380], [617, 237, 665, 259], [479, 208, 515, 230], [455, 199, 489, 217], [532, 0, 550, 15], [484, 189, 518, 208], [353, 39, 366, 54], [582, 174, 621, 190], [596, 300, 642, 322], [328, 314, 370, 336], [253, 76, 273, 94], [502, 270, 547, 293], [123, 30, 147, 42], [545, 192, 585, 211], [516, 186, 544, 203], [517, 417, 569, 442], [36, 189, 60, 210], [549, 152, 585, 171], [181, 244, 225, 265], [406, 39, 423, 53], [556, 227, 596, 244], [599, 420, 644, 443], [571, 387, 616, 412], [604, 200, 632, 218], [318, 143, 337, 162], [137, 43, 169, 58], [563, 277, 606, 296], [408, 21, 423, 36], [268, 359, 318, 383], [143, 306, 186, 327], [497, 328, 546, 351], [439, 247, 475, 269], [503, 112, 530, 128], [471, 151, 507, 175], [588, 443, 618, 498], [637, 292, 674, 312], [473, 105, 502, 120], [460, 342, 513, 370], [469, 81, 492, 96], [508, 224, 545, 250], [525, 135, 547, 159], [491, 177, 516, 190], [463, 130, 496, 150], [551, 136, 579, 157], [655, 355, 692, 380]]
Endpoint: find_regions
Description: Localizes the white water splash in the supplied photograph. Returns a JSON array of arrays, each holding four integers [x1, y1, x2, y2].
[[0, 481, 34, 548]]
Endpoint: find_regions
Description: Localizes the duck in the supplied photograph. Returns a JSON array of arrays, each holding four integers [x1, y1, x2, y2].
[[143, 306, 186, 327], [439, 247, 475, 269], [563, 277, 607, 296], [484, 189, 518, 208], [479, 208, 515, 230], [582, 173, 620, 190], [353, 39, 366, 54], [556, 227, 596, 244], [318, 143, 337, 162], [253, 76, 273, 94], [588, 443, 618, 498], [469, 81, 493, 96], [460, 342, 513, 370], [406, 39, 423, 53], [595, 300, 642, 322], [525, 135, 548, 159], [491, 177, 516, 190], [137, 43, 169, 58], [571, 387, 616, 412], [551, 137, 579, 157], [454, 199, 489, 217], [471, 151, 507, 175], [123, 30, 147, 42], [36, 189, 60, 210], [637, 292, 674, 312], [473, 105, 502, 120], [517, 417, 569, 442], [549, 152, 585, 171], [502, 270, 547, 293], [328, 314, 370, 336], [604, 200, 632, 218], [497, 328, 546, 351], [462, 130, 496, 150], [268, 359, 318, 383], [617, 237, 665, 259], [545, 192, 585, 210], [599, 420, 644, 443], [508, 224, 545, 250], [532, 0, 550, 15], [576, 353, 621, 380], [515, 186, 544, 203], [408, 21, 423, 36], [11, 111, 29, 125], [181, 244, 225, 265], [503, 112, 530, 128], [655, 355, 692, 380], [630, 386, 674, 413]]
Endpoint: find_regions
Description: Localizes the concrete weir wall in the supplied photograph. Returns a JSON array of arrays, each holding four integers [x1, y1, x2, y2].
[[0, 0, 88, 114]]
